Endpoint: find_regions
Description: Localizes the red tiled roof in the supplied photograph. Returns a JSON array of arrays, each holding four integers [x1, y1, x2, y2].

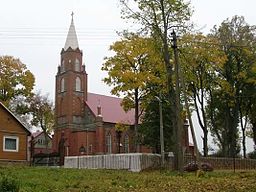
[[86, 93, 135, 125]]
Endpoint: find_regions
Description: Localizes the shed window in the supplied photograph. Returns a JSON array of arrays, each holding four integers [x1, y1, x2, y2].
[[3, 136, 19, 152]]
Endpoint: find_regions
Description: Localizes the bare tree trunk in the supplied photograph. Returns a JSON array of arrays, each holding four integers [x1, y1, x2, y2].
[[252, 122, 256, 147], [180, 69, 201, 169]]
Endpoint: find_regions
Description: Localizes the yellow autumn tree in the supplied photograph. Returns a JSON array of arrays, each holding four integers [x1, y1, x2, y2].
[[102, 34, 165, 152], [0, 55, 35, 106], [180, 33, 227, 156]]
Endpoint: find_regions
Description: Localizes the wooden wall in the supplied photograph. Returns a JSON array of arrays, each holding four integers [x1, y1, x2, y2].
[[0, 104, 29, 161]]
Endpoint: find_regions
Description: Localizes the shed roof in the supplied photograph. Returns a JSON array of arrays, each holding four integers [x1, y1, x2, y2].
[[0, 102, 31, 135]]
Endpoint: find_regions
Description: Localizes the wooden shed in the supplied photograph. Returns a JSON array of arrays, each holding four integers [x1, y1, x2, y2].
[[0, 102, 31, 162]]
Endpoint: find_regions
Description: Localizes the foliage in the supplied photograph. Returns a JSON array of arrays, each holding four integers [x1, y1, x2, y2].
[[184, 162, 213, 172], [180, 33, 227, 156], [119, 0, 193, 171], [115, 122, 130, 132], [16, 92, 54, 152], [248, 151, 256, 159], [102, 34, 164, 103], [0, 173, 20, 192], [28, 92, 54, 134], [0, 55, 35, 106], [8, 96, 33, 129], [102, 34, 164, 151], [120, 0, 192, 35], [208, 16, 256, 157], [1, 167, 256, 191], [140, 94, 174, 153]]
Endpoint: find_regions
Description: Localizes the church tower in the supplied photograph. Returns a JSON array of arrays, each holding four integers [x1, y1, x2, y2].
[[53, 13, 88, 156]]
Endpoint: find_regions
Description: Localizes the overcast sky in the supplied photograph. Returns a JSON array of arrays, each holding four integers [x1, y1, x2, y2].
[[1, 0, 255, 98], [0, 0, 255, 152]]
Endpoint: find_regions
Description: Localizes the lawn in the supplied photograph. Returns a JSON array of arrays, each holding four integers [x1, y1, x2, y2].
[[0, 166, 256, 192]]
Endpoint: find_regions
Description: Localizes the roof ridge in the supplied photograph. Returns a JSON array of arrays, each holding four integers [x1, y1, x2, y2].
[[88, 92, 121, 99]]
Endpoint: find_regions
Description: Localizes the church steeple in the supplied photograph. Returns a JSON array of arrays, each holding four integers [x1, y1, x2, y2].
[[64, 12, 79, 51], [53, 13, 88, 156]]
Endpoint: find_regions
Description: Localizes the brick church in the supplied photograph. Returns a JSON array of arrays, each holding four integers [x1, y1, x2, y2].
[[52, 15, 190, 156]]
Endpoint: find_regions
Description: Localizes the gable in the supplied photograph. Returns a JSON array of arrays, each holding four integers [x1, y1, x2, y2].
[[33, 132, 52, 148], [0, 103, 30, 135], [86, 93, 135, 125]]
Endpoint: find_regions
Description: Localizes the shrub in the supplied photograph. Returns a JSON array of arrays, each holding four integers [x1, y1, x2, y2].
[[184, 162, 213, 172], [0, 174, 20, 192], [248, 151, 256, 159]]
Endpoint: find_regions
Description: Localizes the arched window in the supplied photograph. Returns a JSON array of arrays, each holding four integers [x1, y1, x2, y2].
[[106, 132, 112, 154], [60, 78, 65, 92], [75, 58, 80, 72], [124, 134, 129, 153], [75, 77, 81, 91]]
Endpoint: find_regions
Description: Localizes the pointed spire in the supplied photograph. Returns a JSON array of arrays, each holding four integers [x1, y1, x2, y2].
[[64, 12, 79, 51]]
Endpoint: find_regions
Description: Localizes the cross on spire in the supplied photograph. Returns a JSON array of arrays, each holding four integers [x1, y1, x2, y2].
[[64, 12, 79, 51], [71, 12, 74, 20]]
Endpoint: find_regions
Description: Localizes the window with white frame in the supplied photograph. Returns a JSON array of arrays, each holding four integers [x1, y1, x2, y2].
[[3, 136, 19, 152], [106, 132, 112, 154]]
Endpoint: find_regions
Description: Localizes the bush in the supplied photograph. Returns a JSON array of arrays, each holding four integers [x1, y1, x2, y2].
[[248, 151, 256, 159], [184, 162, 213, 172], [0, 174, 20, 192]]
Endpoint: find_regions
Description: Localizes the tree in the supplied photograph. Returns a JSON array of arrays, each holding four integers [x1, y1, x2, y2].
[[29, 92, 54, 152], [0, 55, 35, 106], [140, 94, 174, 153], [120, 0, 192, 171], [179, 33, 226, 156], [8, 96, 33, 129], [102, 34, 164, 152], [209, 16, 256, 157], [247, 86, 256, 147]]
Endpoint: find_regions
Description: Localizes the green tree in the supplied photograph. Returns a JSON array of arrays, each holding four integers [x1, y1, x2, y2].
[[102, 34, 164, 152], [8, 96, 33, 129], [209, 16, 256, 157], [29, 92, 54, 152], [179, 33, 226, 156], [0, 55, 35, 106], [247, 85, 256, 147], [140, 94, 174, 153], [120, 0, 192, 171]]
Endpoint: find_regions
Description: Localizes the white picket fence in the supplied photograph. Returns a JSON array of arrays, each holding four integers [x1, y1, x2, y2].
[[64, 153, 160, 172]]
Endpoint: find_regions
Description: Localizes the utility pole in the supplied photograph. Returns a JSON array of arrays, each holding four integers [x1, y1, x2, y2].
[[171, 30, 184, 172], [156, 93, 165, 167]]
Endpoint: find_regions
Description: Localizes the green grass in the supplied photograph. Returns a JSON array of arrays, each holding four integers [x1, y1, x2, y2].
[[0, 166, 255, 191]]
